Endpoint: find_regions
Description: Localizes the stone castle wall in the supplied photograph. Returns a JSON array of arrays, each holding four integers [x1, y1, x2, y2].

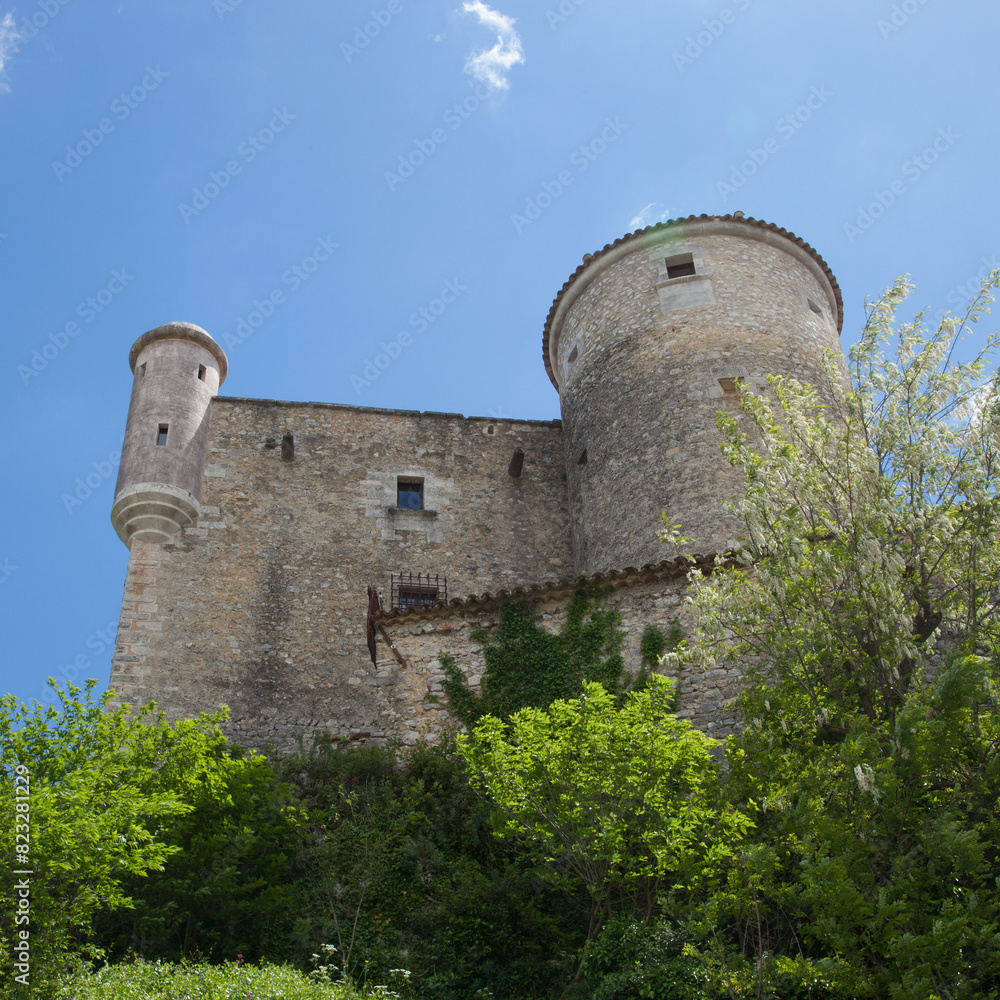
[[110, 397, 572, 749], [109, 216, 845, 752], [352, 559, 742, 755]]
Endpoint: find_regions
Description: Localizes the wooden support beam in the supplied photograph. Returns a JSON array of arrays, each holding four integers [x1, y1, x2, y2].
[[377, 624, 408, 668]]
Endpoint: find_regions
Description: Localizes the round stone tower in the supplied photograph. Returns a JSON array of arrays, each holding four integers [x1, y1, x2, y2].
[[543, 213, 844, 576], [111, 322, 228, 546]]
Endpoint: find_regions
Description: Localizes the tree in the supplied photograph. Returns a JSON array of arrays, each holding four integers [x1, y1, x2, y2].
[[671, 275, 1000, 998], [0, 680, 258, 995], [680, 272, 1000, 730], [455, 677, 749, 981]]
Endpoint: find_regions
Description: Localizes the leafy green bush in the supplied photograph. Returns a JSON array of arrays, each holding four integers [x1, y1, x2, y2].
[[55, 956, 402, 999], [0, 681, 259, 996], [457, 677, 749, 985], [277, 736, 583, 999], [704, 655, 1000, 999], [92, 742, 304, 963], [583, 915, 707, 1000]]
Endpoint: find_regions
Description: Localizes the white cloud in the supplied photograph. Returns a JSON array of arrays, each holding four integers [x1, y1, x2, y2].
[[629, 203, 672, 230], [461, 1, 524, 92], [0, 12, 20, 90]]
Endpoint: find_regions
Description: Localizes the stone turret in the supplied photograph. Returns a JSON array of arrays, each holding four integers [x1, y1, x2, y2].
[[111, 322, 228, 546], [543, 213, 844, 575]]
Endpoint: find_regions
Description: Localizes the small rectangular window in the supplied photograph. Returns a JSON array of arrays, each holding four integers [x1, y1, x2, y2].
[[719, 377, 743, 396], [156, 424, 169, 446], [398, 586, 438, 609], [139, 363, 147, 377], [397, 479, 423, 510], [198, 364, 207, 381], [665, 253, 697, 279], [807, 298, 823, 316]]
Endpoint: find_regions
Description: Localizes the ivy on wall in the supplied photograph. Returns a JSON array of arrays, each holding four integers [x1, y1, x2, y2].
[[440, 585, 631, 726]]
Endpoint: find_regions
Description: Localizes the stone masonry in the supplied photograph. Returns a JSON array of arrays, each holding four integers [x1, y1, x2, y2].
[[109, 213, 844, 752]]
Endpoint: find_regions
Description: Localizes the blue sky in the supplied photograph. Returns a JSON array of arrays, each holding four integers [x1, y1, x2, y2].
[[1, 0, 998, 708]]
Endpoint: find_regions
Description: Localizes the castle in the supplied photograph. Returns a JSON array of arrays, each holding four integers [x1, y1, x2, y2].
[[108, 213, 844, 751]]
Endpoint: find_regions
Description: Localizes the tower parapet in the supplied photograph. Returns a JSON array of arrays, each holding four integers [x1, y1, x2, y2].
[[111, 322, 228, 546], [544, 213, 843, 575]]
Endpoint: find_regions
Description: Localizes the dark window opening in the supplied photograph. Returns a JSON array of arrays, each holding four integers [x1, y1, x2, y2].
[[398, 587, 438, 609], [577, 448, 588, 465], [567, 345, 579, 364], [281, 433, 294, 461], [390, 573, 447, 611], [807, 298, 823, 316], [156, 424, 169, 446], [139, 363, 147, 377], [487, 425, 495, 435], [397, 479, 424, 510], [198, 364, 207, 381], [665, 253, 697, 279], [719, 377, 743, 396]]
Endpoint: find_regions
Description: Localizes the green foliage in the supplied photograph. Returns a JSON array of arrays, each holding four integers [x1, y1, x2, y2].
[[0, 681, 251, 997], [707, 654, 1000, 999], [91, 744, 304, 962], [457, 677, 750, 982], [582, 915, 709, 1000], [639, 624, 667, 667], [55, 956, 400, 999], [633, 621, 684, 694], [272, 736, 583, 999], [441, 586, 625, 726]]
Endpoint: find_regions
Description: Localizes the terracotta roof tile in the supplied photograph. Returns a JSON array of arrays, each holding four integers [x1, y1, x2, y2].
[[373, 553, 720, 625]]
